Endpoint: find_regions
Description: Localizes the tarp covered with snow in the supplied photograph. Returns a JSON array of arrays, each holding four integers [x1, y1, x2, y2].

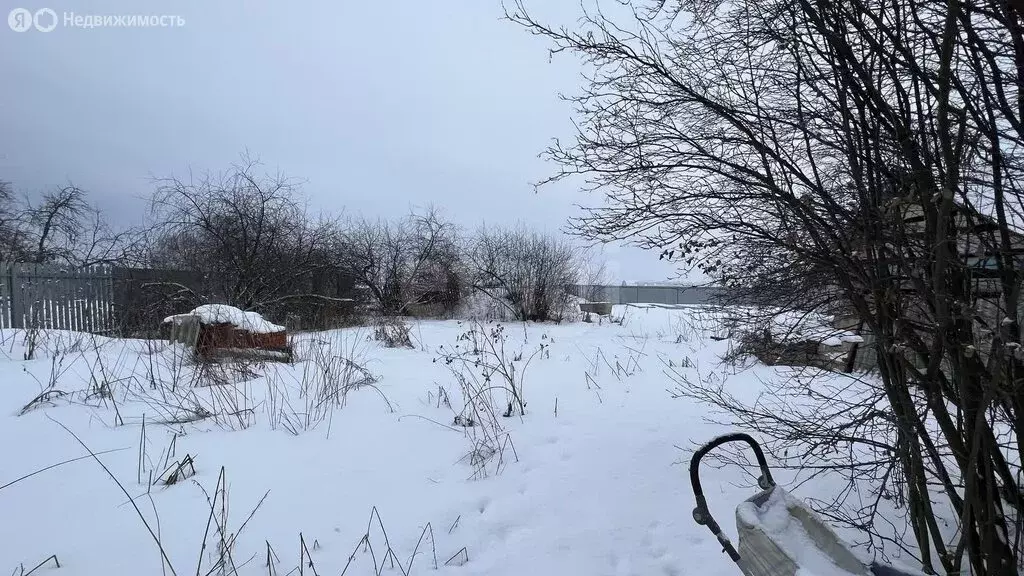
[[163, 304, 285, 334]]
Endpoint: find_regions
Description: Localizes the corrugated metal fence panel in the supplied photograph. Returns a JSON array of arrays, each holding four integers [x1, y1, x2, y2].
[[568, 284, 735, 305], [636, 286, 665, 304], [0, 262, 115, 333]]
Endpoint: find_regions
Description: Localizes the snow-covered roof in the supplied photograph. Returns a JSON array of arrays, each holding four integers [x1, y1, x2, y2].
[[163, 304, 285, 334]]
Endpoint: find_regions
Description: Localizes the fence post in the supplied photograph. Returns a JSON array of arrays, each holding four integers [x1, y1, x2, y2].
[[1, 263, 7, 328], [9, 263, 23, 329]]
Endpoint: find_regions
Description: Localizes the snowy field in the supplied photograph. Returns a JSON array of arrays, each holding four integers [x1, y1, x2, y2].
[[0, 305, 894, 576]]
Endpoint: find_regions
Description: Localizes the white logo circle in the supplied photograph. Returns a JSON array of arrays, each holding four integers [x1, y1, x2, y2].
[[8, 7, 32, 32], [33, 8, 57, 32]]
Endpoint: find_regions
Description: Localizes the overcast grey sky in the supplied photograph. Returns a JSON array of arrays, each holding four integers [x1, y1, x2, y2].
[[0, 0, 681, 282]]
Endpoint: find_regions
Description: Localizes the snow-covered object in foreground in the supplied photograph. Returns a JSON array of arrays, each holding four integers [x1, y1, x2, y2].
[[735, 486, 870, 576], [691, 433, 922, 576], [163, 304, 284, 334]]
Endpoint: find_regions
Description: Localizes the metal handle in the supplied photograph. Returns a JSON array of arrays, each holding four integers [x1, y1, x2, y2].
[[689, 433, 775, 563]]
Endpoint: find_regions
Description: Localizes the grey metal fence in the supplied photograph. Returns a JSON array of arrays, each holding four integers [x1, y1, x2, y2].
[[567, 284, 734, 306], [0, 262, 115, 332]]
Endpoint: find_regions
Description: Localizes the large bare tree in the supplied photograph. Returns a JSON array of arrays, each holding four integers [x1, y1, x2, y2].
[[148, 155, 340, 311], [0, 183, 138, 267], [510, 0, 1024, 572], [345, 207, 461, 316]]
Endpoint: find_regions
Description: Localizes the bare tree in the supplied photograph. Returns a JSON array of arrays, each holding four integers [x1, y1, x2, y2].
[[148, 154, 340, 311], [510, 0, 1024, 572], [468, 224, 585, 322], [345, 207, 461, 316], [0, 180, 27, 262], [5, 184, 138, 266], [24, 186, 88, 264]]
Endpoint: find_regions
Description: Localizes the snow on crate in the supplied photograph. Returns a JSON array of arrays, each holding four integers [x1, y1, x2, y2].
[[163, 304, 285, 334], [163, 304, 289, 360]]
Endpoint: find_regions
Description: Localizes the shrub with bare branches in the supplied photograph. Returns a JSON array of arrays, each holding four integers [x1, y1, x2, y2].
[[467, 224, 587, 322], [146, 153, 346, 317], [344, 207, 462, 317]]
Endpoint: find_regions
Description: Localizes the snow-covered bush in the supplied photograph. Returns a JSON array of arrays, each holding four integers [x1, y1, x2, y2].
[[456, 289, 523, 323], [373, 316, 414, 348], [466, 224, 591, 323]]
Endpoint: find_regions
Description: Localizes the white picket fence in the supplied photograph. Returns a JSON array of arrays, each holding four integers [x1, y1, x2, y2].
[[0, 262, 115, 333]]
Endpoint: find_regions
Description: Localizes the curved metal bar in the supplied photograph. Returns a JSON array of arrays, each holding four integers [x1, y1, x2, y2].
[[690, 433, 775, 498], [689, 433, 775, 564]]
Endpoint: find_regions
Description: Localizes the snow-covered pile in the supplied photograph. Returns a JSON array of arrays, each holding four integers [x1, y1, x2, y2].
[[163, 304, 285, 334]]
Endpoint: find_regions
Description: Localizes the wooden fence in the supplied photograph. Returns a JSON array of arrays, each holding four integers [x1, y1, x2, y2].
[[0, 263, 360, 335], [0, 263, 115, 332]]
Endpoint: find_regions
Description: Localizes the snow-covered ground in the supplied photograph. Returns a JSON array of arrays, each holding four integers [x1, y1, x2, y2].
[[0, 305, 901, 576]]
